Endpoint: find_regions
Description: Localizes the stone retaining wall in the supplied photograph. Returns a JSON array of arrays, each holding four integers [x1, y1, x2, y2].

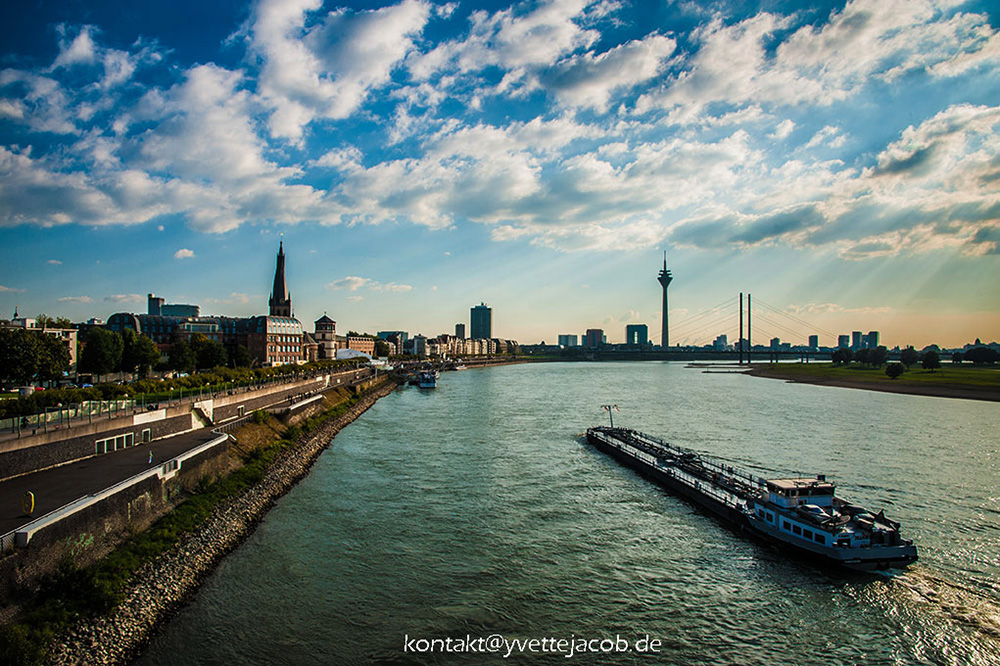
[[47, 376, 399, 666]]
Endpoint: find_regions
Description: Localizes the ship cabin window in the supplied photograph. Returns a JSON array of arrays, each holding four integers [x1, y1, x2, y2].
[[813, 533, 825, 545], [792, 525, 802, 536], [766, 512, 774, 523], [782, 520, 791, 531], [802, 528, 813, 540]]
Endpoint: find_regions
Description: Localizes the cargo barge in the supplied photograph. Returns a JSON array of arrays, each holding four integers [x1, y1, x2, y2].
[[586, 426, 917, 571]]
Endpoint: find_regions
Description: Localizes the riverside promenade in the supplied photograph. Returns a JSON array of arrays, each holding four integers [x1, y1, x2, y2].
[[0, 429, 219, 536]]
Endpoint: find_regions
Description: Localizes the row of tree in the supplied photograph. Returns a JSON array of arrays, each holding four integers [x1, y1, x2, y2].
[[81, 330, 256, 379], [79, 328, 162, 380], [833, 346, 1000, 368]]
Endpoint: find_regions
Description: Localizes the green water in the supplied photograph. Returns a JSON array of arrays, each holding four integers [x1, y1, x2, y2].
[[135, 362, 1000, 665]]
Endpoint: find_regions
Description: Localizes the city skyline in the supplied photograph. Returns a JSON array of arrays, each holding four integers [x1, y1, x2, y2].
[[1, 0, 998, 349]]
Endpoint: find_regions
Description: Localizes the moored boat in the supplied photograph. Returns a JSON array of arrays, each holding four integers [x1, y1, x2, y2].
[[586, 426, 917, 571]]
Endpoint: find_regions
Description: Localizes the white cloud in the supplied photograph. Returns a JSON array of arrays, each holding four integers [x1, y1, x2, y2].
[[252, 0, 430, 141], [0, 285, 25, 292], [770, 119, 795, 140], [326, 276, 414, 292], [637, 0, 1000, 124], [174, 248, 195, 259], [47, 259, 62, 265], [53, 25, 98, 68], [327, 276, 372, 291], [203, 292, 252, 305], [103, 293, 143, 303], [57, 295, 92, 303], [542, 34, 676, 111]]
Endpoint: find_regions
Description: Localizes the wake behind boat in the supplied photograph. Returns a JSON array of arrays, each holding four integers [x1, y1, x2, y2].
[[586, 426, 917, 571]]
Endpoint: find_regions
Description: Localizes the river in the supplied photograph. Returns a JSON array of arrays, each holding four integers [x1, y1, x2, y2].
[[134, 362, 1000, 665]]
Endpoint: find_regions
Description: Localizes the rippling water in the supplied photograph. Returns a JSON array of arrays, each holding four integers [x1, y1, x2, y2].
[[135, 362, 1000, 665]]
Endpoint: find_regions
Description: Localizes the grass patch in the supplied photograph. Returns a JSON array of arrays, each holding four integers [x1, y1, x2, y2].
[[0, 385, 376, 666], [752, 363, 1000, 391]]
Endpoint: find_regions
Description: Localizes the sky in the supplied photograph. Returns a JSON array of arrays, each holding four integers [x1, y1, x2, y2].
[[0, 0, 998, 349]]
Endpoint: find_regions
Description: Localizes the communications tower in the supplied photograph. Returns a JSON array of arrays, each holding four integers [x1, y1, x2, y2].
[[657, 252, 673, 349]]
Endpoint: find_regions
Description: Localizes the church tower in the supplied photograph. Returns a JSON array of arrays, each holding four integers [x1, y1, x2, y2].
[[269, 240, 292, 317]]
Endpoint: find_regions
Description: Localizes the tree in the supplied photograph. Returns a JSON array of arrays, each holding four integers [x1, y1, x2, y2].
[[35, 332, 70, 383], [189, 333, 227, 369], [885, 362, 905, 380], [374, 339, 391, 357], [965, 347, 998, 365], [951, 351, 964, 364], [228, 344, 253, 368], [0, 328, 41, 385], [921, 349, 941, 371], [899, 346, 919, 368], [169, 339, 196, 373], [121, 329, 161, 377], [831, 347, 853, 365], [79, 328, 124, 381], [35, 314, 73, 329], [854, 347, 871, 366], [868, 345, 889, 368]]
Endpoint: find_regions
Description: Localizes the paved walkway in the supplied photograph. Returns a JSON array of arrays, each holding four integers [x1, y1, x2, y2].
[[0, 429, 221, 536]]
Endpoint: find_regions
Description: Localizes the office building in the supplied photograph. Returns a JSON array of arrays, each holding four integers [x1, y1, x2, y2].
[[470, 303, 492, 339], [455, 323, 466, 339], [809, 335, 819, 350], [584, 329, 604, 348], [558, 334, 578, 348], [625, 324, 648, 346]]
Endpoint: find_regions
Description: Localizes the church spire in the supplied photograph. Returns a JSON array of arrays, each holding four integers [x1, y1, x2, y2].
[[269, 239, 291, 317]]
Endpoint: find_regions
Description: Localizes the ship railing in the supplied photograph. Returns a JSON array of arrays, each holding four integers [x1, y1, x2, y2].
[[626, 430, 768, 489], [597, 431, 745, 512]]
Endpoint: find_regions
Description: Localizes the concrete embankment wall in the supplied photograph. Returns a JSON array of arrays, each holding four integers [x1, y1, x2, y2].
[[0, 434, 231, 606], [0, 369, 373, 482], [47, 376, 400, 666]]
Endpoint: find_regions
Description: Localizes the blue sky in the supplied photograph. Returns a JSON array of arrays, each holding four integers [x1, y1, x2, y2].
[[1, 0, 998, 348]]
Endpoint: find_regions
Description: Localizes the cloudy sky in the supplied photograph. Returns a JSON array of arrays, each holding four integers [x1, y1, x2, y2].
[[0, 0, 997, 348]]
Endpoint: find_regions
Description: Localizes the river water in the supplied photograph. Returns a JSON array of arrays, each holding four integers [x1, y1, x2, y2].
[[135, 362, 1000, 665]]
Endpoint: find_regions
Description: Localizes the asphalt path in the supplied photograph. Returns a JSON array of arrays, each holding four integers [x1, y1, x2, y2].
[[0, 428, 221, 536]]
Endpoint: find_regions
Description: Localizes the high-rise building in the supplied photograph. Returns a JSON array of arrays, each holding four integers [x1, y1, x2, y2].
[[269, 240, 292, 317], [656, 252, 673, 348], [470, 303, 492, 339], [808, 335, 819, 350], [838, 334, 850, 349], [584, 328, 604, 348], [455, 323, 466, 339], [558, 334, 578, 347], [851, 331, 863, 351], [770, 337, 781, 349], [865, 330, 880, 349], [625, 324, 648, 346]]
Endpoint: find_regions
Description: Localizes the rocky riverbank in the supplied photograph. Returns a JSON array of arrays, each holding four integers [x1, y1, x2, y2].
[[47, 377, 400, 666]]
